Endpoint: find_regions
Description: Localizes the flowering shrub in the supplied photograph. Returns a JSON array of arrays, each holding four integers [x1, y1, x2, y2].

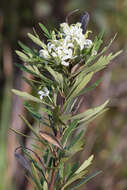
[[12, 11, 121, 190]]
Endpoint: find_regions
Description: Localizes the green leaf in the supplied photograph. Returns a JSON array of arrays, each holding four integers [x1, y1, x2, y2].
[[31, 162, 43, 189], [79, 108, 108, 127], [25, 65, 54, 85], [61, 170, 88, 190], [59, 113, 72, 123], [16, 63, 39, 77], [16, 63, 53, 86], [64, 72, 94, 111], [64, 163, 73, 180], [86, 50, 122, 75], [97, 33, 117, 57], [59, 162, 64, 179], [19, 115, 41, 140], [62, 120, 78, 146], [10, 127, 37, 139], [72, 39, 122, 79], [75, 155, 94, 174], [12, 89, 42, 103], [94, 30, 104, 51], [18, 41, 33, 55], [67, 131, 84, 154], [43, 181, 48, 190], [46, 66, 63, 88], [31, 160, 46, 182], [40, 107, 52, 116], [86, 34, 117, 66], [66, 162, 80, 181], [71, 100, 109, 122], [24, 102, 51, 127], [24, 102, 42, 120], [68, 171, 102, 190], [16, 50, 30, 62], [77, 78, 102, 96], [69, 72, 94, 99], [27, 33, 47, 49], [39, 23, 51, 38]]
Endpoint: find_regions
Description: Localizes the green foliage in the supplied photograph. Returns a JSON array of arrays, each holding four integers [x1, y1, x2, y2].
[[27, 33, 47, 49], [12, 14, 121, 190], [12, 89, 42, 103], [71, 100, 109, 123], [39, 23, 51, 38]]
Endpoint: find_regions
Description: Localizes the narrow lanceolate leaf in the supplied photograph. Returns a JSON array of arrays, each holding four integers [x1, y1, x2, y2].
[[64, 72, 94, 111], [24, 102, 42, 120], [39, 131, 63, 150], [77, 108, 108, 133], [15, 50, 30, 62], [25, 64, 54, 85], [77, 78, 102, 96], [84, 34, 118, 66], [82, 51, 122, 78], [27, 33, 47, 49], [67, 131, 84, 154], [68, 72, 94, 99], [61, 170, 88, 190], [31, 163, 43, 189], [71, 100, 109, 122], [72, 48, 122, 79], [12, 89, 42, 103], [20, 115, 41, 140], [46, 66, 63, 88], [62, 120, 78, 146], [18, 41, 33, 55], [75, 155, 94, 174], [59, 162, 64, 179], [10, 128, 35, 139], [68, 171, 102, 190], [43, 181, 48, 190], [39, 23, 51, 38]]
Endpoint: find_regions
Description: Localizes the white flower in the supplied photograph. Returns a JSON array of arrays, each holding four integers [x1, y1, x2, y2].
[[39, 49, 50, 59], [60, 23, 71, 36], [84, 39, 93, 48], [38, 87, 49, 100], [39, 22, 93, 67], [60, 22, 83, 38], [56, 46, 73, 66], [60, 22, 93, 51], [63, 48, 73, 60], [74, 35, 86, 50], [61, 60, 69, 66], [51, 52, 57, 57]]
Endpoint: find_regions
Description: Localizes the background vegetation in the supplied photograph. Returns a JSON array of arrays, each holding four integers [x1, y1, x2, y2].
[[0, 0, 127, 189]]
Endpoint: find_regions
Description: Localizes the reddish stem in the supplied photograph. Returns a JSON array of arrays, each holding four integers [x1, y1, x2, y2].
[[49, 129, 61, 190], [49, 169, 57, 190]]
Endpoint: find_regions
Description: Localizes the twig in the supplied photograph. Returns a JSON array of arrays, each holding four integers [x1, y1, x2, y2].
[[49, 169, 57, 190]]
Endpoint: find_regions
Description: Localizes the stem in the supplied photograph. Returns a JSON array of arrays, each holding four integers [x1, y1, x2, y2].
[[49, 169, 57, 190], [49, 129, 60, 190]]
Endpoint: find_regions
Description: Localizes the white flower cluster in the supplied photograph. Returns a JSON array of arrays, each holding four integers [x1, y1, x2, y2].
[[38, 87, 49, 100], [39, 22, 93, 66], [60, 23, 92, 50]]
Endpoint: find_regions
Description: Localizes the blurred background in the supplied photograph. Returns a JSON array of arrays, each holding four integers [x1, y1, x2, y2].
[[0, 0, 127, 189]]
